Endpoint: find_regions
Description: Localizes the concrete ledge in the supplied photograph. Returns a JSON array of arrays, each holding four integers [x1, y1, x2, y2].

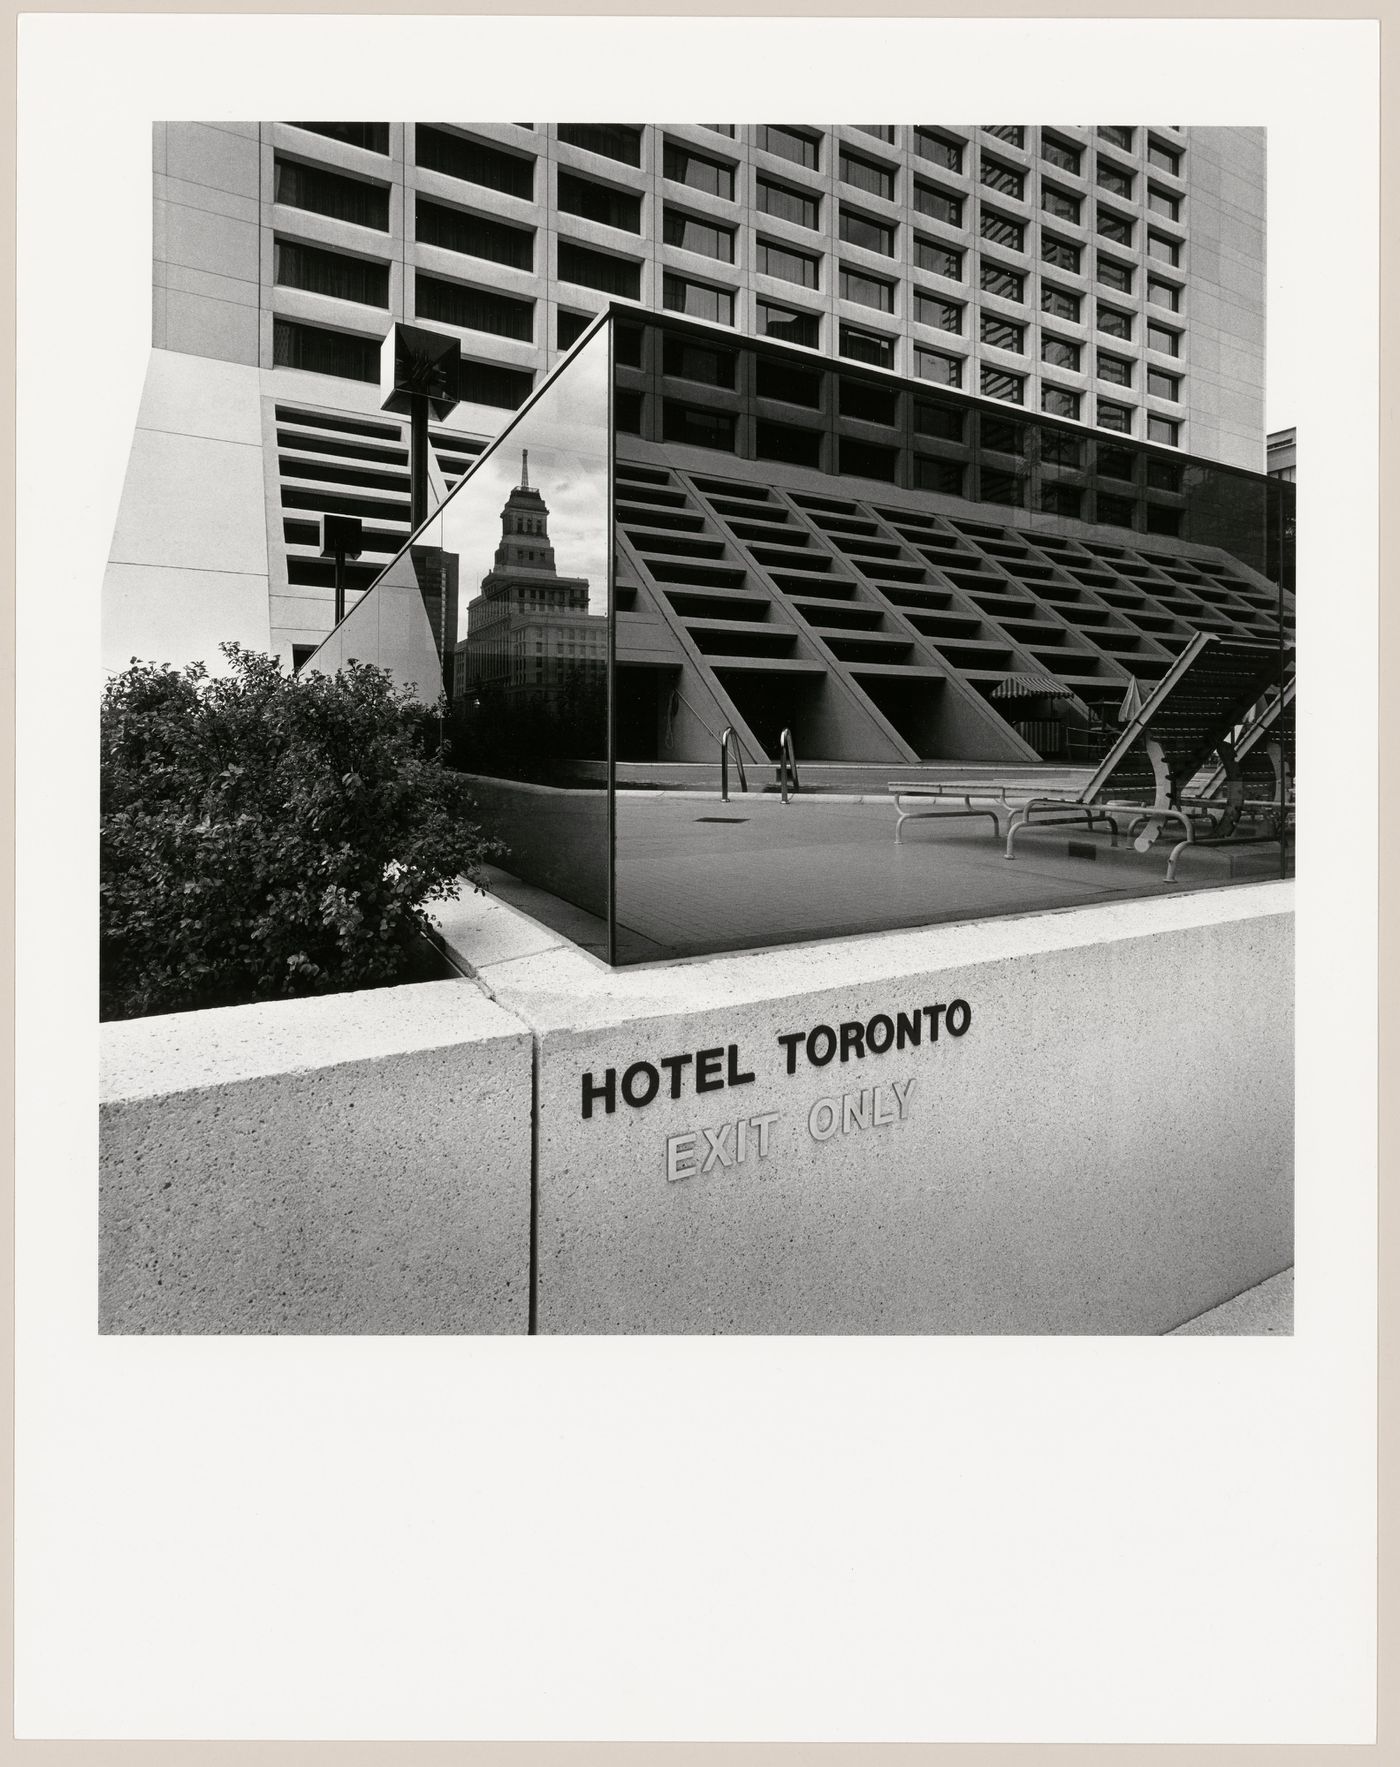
[[100, 980, 534, 1334], [440, 882, 1294, 1335]]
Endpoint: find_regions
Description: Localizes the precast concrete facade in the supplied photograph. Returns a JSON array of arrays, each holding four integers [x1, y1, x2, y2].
[[108, 121, 1268, 673]]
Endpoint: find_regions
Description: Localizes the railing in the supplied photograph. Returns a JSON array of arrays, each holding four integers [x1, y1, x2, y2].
[[720, 726, 748, 802], [778, 727, 800, 803]]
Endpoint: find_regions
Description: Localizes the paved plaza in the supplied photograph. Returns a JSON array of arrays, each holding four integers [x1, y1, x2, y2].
[[483, 787, 1286, 963]]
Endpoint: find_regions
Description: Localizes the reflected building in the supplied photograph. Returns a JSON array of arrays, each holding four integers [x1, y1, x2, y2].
[[454, 450, 605, 702]]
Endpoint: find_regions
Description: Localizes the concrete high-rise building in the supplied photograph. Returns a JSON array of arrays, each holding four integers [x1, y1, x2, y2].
[[106, 121, 1268, 675]]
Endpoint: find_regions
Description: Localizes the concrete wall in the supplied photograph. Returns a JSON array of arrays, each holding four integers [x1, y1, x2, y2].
[[100, 884, 1293, 1336], [434, 881, 1294, 1335], [1182, 128, 1267, 472], [103, 348, 272, 674], [100, 980, 533, 1333]]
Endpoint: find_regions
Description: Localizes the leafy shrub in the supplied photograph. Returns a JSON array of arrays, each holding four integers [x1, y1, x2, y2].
[[100, 645, 504, 1021]]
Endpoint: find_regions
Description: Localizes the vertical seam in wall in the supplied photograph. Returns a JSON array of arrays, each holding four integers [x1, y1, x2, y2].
[[528, 1032, 540, 1335]]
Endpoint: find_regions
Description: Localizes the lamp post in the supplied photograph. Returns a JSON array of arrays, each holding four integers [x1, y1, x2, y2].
[[319, 512, 363, 628], [380, 322, 461, 532]]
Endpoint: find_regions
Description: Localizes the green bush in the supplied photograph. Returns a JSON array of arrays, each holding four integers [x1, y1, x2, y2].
[[100, 645, 504, 1021]]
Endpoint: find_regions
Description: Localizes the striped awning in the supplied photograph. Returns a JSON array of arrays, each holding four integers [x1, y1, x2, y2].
[[990, 672, 1073, 701]]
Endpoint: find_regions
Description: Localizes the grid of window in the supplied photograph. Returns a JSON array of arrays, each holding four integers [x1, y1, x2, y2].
[[914, 182, 963, 227], [417, 198, 533, 269], [273, 316, 379, 380], [1042, 185, 1081, 224], [756, 357, 821, 405], [557, 239, 641, 298], [840, 209, 896, 255], [1097, 490, 1136, 526], [416, 272, 532, 338], [980, 155, 1025, 198], [758, 126, 820, 169], [1147, 137, 1181, 175], [914, 129, 962, 172], [665, 209, 736, 262], [275, 122, 1213, 457], [1041, 284, 1081, 322], [1097, 207, 1134, 246], [915, 290, 963, 333], [1147, 414, 1180, 446], [1042, 335, 1080, 370], [557, 171, 641, 232], [915, 401, 965, 442], [1041, 132, 1082, 175], [663, 335, 737, 388], [840, 149, 896, 201], [757, 300, 820, 348], [839, 324, 894, 368], [757, 177, 820, 229], [1041, 233, 1081, 273], [979, 261, 1024, 301], [916, 456, 966, 495], [1097, 352, 1133, 387], [1042, 431, 1083, 468], [1042, 386, 1080, 420], [1098, 257, 1134, 294], [980, 209, 1024, 251], [982, 314, 1025, 352], [292, 122, 389, 154], [415, 126, 534, 199], [840, 267, 895, 311], [759, 238, 820, 288], [1097, 160, 1135, 200], [276, 158, 389, 230], [663, 402, 736, 450], [275, 239, 388, 307], [981, 366, 1025, 404], [460, 359, 534, 409], [663, 143, 736, 200], [914, 237, 962, 279], [662, 273, 735, 325], [1041, 483, 1082, 516], [915, 347, 963, 387], [557, 124, 642, 166]]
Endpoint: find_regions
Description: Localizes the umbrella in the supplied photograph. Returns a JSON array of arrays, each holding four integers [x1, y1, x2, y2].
[[1117, 675, 1145, 725], [989, 672, 1074, 701]]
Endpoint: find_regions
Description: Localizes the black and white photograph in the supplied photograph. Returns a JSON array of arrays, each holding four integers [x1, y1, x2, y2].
[[14, 11, 1378, 1750], [97, 115, 1295, 1336]]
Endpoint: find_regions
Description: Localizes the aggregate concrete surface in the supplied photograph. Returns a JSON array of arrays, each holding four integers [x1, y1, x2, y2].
[[100, 980, 533, 1334], [442, 881, 1295, 1335]]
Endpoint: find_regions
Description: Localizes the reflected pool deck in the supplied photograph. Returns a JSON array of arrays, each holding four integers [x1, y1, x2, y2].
[[479, 786, 1289, 966]]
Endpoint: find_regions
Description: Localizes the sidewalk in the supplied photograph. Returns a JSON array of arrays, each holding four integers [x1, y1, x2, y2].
[[1168, 1268, 1294, 1334]]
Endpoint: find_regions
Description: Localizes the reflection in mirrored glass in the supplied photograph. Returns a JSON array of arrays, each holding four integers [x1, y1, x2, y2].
[[305, 318, 612, 941], [609, 311, 1294, 965]]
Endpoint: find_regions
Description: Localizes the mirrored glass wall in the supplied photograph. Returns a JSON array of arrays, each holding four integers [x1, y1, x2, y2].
[[306, 307, 1292, 968], [304, 316, 612, 940]]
